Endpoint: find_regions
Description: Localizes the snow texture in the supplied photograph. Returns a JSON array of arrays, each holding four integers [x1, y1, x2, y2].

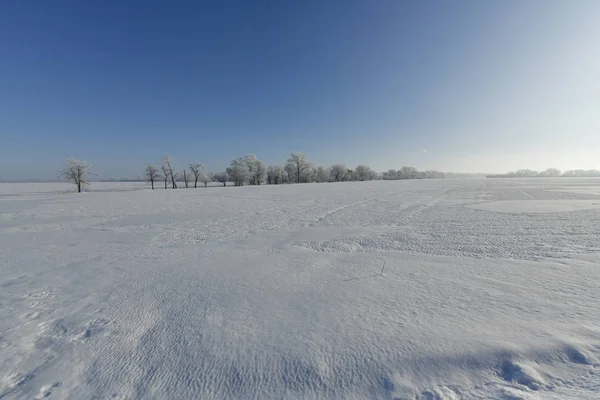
[[1, 178, 600, 399]]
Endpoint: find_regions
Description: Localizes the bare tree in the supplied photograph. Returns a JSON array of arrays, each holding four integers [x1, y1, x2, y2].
[[189, 163, 204, 188], [161, 164, 169, 189], [61, 158, 91, 193], [213, 171, 228, 186], [287, 152, 311, 183], [201, 172, 212, 187], [161, 156, 177, 189], [330, 164, 347, 182], [145, 164, 160, 190], [183, 169, 190, 188]]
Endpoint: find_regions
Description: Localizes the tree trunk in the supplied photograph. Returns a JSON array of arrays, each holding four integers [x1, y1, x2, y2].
[[204, 182, 208, 187], [151, 180, 154, 190], [195, 179, 198, 188]]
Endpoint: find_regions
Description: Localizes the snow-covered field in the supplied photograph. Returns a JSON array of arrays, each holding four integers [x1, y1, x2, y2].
[[1, 179, 600, 399]]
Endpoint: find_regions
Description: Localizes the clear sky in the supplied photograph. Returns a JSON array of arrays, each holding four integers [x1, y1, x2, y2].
[[1, 0, 599, 180]]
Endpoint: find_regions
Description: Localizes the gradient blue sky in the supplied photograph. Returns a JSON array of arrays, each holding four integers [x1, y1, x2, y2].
[[1, 0, 599, 179]]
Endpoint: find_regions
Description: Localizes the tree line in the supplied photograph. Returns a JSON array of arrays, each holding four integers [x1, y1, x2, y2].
[[142, 153, 450, 190], [61, 153, 449, 192], [486, 168, 600, 178]]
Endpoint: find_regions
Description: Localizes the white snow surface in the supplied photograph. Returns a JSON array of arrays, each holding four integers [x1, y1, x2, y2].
[[1, 179, 600, 399]]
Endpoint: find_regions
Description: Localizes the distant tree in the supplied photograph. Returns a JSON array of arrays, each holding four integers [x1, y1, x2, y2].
[[267, 165, 284, 184], [545, 168, 561, 177], [213, 171, 229, 186], [200, 172, 213, 187], [284, 162, 295, 184], [61, 158, 91, 193], [144, 164, 160, 190], [253, 159, 266, 185], [189, 163, 204, 188], [241, 155, 257, 185], [161, 164, 169, 189], [183, 169, 190, 188], [424, 170, 444, 179], [382, 169, 397, 180], [227, 157, 247, 186], [400, 166, 417, 179], [344, 169, 354, 181], [161, 156, 177, 189], [315, 166, 330, 183], [330, 164, 347, 182], [354, 165, 377, 181], [305, 167, 316, 183], [516, 169, 538, 177], [287, 152, 311, 183]]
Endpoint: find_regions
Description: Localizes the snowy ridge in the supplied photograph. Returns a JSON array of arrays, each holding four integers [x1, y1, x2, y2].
[[1, 179, 600, 399]]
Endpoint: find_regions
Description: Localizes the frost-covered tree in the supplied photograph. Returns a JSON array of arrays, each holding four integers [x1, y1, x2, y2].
[[213, 171, 229, 187], [287, 152, 311, 183], [200, 172, 212, 187], [355, 165, 377, 181], [400, 166, 417, 180], [61, 158, 91, 193], [161, 164, 169, 189], [344, 169, 354, 181], [424, 170, 445, 179], [307, 167, 317, 183], [144, 164, 160, 190], [227, 155, 266, 186], [182, 169, 190, 188], [330, 164, 347, 182], [284, 162, 295, 184], [161, 156, 177, 189], [227, 157, 248, 186], [314, 166, 330, 183], [189, 163, 204, 188], [516, 169, 538, 177], [382, 169, 397, 180], [253, 159, 266, 185], [240, 155, 265, 185], [545, 168, 561, 177], [243, 155, 258, 185], [267, 165, 283, 184]]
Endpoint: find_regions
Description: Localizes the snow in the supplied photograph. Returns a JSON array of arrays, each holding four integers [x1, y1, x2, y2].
[[1, 178, 600, 399], [466, 200, 600, 213]]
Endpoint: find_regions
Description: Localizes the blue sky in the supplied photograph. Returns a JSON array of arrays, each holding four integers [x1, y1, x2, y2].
[[1, 0, 599, 179]]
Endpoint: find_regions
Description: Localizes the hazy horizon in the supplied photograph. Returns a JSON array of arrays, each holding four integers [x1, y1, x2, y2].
[[1, 0, 599, 180]]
